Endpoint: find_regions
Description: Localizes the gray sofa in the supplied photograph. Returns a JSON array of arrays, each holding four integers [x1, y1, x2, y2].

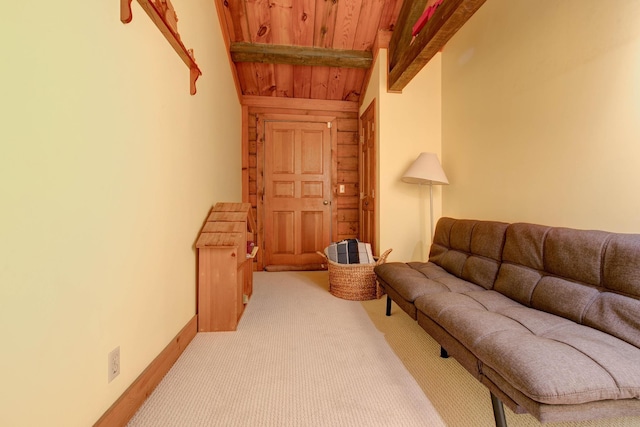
[[374, 217, 640, 425]]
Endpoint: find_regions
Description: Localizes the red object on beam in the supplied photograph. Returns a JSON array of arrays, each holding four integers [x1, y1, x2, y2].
[[412, 0, 444, 37]]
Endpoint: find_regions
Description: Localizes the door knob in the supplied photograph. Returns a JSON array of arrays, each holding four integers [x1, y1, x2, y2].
[[323, 200, 329, 205]]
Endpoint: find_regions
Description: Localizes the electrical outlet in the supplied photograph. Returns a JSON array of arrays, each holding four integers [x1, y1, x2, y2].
[[108, 346, 120, 383]]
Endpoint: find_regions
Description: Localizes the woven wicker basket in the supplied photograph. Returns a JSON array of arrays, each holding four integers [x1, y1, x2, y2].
[[318, 248, 392, 301]]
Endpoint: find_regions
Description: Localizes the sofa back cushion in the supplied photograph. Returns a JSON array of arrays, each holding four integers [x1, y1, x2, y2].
[[429, 218, 508, 290], [589, 234, 640, 347], [495, 222, 640, 347]]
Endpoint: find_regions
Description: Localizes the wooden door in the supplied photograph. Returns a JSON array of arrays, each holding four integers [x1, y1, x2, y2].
[[360, 101, 377, 254], [263, 120, 333, 268]]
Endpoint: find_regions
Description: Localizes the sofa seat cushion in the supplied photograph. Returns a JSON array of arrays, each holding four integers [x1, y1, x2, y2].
[[374, 262, 484, 303], [415, 290, 640, 405]]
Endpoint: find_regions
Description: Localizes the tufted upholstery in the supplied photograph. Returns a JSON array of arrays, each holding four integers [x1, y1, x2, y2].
[[375, 219, 507, 318], [494, 222, 640, 348], [375, 217, 640, 423]]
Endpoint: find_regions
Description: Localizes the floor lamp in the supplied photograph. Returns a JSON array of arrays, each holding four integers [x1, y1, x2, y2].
[[401, 152, 449, 249]]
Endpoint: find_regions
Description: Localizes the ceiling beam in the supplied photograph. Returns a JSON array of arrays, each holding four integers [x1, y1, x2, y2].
[[388, 0, 429, 73], [388, 0, 486, 92], [230, 42, 373, 69]]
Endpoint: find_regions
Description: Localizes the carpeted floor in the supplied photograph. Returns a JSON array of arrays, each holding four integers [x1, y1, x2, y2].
[[127, 271, 445, 426], [128, 271, 640, 427]]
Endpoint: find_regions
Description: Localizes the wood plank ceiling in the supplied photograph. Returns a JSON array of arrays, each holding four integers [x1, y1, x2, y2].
[[215, 0, 486, 104], [216, 0, 404, 103]]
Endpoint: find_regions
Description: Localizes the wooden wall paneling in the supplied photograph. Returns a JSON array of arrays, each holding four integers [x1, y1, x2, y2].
[[248, 111, 257, 206], [289, 110, 356, 119], [248, 194, 258, 210], [337, 118, 358, 132], [336, 113, 359, 241], [339, 208, 359, 222], [248, 123, 257, 142], [243, 105, 258, 269], [338, 221, 358, 238], [255, 114, 265, 270], [337, 196, 360, 209], [338, 170, 359, 183], [242, 105, 250, 203], [338, 129, 358, 144], [242, 95, 358, 113], [337, 183, 359, 197], [247, 106, 359, 266], [338, 156, 358, 172], [338, 144, 359, 159], [249, 108, 358, 122], [253, 113, 339, 124], [330, 118, 339, 243]]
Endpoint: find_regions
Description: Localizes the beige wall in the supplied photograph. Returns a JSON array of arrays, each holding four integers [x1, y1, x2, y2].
[[361, 50, 442, 262], [362, 0, 640, 262], [442, 0, 640, 232], [0, 1, 241, 426]]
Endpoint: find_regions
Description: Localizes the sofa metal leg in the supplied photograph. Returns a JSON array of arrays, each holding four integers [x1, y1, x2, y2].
[[385, 295, 392, 316], [440, 347, 449, 358], [490, 392, 508, 427]]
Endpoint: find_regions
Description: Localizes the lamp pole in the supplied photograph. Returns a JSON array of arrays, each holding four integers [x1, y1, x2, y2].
[[401, 152, 449, 260], [429, 182, 435, 241]]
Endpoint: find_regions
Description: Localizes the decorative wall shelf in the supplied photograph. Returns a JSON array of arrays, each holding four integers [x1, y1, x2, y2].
[[121, 0, 202, 95]]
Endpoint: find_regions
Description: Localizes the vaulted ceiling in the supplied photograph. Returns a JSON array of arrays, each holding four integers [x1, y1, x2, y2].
[[214, 0, 487, 104]]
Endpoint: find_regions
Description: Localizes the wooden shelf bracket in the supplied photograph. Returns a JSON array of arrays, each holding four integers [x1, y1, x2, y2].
[[120, 0, 202, 95]]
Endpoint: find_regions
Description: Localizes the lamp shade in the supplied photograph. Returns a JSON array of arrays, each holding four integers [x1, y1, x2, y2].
[[401, 152, 449, 185]]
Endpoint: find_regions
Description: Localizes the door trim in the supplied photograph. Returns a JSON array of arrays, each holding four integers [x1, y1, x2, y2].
[[359, 100, 377, 255], [256, 113, 338, 270]]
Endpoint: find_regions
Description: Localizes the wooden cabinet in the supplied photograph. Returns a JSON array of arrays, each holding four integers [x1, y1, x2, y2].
[[196, 203, 256, 332]]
